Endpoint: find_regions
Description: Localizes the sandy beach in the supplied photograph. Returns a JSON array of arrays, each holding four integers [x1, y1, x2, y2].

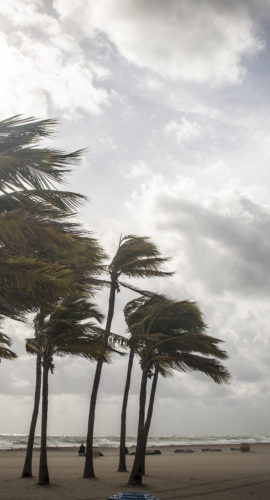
[[1, 444, 270, 499]]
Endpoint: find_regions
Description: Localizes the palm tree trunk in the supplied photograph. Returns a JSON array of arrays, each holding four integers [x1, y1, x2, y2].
[[128, 368, 148, 486], [118, 347, 135, 472], [141, 366, 159, 475], [83, 277, 117, 478], [83, 357, 102, 479], [38, 360, 50, 485], [22, 354, 42, 477]]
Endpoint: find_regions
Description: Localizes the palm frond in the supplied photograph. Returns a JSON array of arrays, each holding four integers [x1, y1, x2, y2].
[[28, 297, 114, 365], [165, 353, 231, 384], [0, 328, 17, 361], [25, 339, 41, 356], [124, 293, 230, 384], [0, 189, 86, 213], [0, 115, 56, 151], [109, 234, 173, 279], [0, 115, 86, 214]]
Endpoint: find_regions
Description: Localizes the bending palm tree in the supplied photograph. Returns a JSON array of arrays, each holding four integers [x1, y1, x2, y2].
[[118, 293, 161, 472], [25, 298, 106, 485], [21, 313, 48, 478], [125, 295, 230, 485], [83, 235, 173, 478]]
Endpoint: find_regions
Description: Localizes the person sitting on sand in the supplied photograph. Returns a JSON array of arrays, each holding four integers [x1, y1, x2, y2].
[[78, 443, 85, 456]]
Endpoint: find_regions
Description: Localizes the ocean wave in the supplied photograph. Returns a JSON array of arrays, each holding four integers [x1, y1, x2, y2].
[[1, 434, 270, 450]]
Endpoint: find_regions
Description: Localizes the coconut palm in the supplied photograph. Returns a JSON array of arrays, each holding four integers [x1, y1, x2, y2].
[[125, 295, 230, 485], [118, 292, 159, 472], [119, 294, 173, 472], [24, 297, 107, 485], [83, 235, 173, 479], [0, 115, 97, 320], [21, 311, 43, 477]]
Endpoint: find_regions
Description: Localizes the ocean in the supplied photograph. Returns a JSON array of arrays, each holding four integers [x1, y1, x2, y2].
[[1, 434, 269, 450]]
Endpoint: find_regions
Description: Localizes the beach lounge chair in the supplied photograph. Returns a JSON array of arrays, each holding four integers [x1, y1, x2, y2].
[[108, 492, 159, 499]]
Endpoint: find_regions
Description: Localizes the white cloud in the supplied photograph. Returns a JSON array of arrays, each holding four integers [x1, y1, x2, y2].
[[138, 77, 163, 91], [165, 118, 200, 144], [60, 0, 264, 84], [123, 160, 151, 179], [0, 0, 109, 118]]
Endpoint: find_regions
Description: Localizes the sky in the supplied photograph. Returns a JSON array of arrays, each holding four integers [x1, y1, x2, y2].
[[1, 0, 270, 438]]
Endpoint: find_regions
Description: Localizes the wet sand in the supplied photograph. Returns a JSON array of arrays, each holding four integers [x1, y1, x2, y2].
[[0, 444, 270, 499]]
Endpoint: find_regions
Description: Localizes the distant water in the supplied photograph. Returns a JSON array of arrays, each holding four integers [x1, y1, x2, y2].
[[1, 434, 270, 450]]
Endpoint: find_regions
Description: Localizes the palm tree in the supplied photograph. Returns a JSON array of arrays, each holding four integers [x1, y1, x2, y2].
[[0, 318, 17, 362], [25, 297, 106, 485], [0, 115, 98, 320], [21, 313, 48, 478], [125, 295, 230, 485], [20, 222, 106, 478], [118, 292, 159, 472], [83, 235, 173, 478]]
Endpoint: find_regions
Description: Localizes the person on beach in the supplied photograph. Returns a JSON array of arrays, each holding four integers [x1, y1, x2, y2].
[[78, 444, 85, 456]]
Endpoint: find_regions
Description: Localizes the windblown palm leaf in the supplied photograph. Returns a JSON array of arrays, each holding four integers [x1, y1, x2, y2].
[[0, 189, 84, 213], [0, 204, 106, 274], [125, 294, 229, 379], [0, 223, 105, 320], [0, 115, 106, 319], [0, 115, 84, 207], [0, 318, 17, 361], [109, 235, 173, 278], [0, 334, 17, 361], [161, 352, 230, 384], [26, 298, 106, 362]]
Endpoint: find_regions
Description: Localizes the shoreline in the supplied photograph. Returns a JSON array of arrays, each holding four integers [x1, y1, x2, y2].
[[1, 441, 269, 452], [1, 443, 270, 499]]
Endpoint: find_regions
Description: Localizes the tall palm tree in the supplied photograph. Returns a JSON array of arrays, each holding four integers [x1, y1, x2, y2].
[[20, 222, 106, 477], [21, 313, 49, 478], [25, 297, 106, 485], [125, 295, 230, 485], [0, 115, 97, 320], [83, 235, 173, 478]]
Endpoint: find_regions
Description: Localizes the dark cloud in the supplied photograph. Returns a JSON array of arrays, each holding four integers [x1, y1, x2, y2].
[[156, 194, 270, 296]]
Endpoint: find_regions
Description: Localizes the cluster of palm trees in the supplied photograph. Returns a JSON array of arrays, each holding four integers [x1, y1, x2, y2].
[[1, 115, 230, 488]]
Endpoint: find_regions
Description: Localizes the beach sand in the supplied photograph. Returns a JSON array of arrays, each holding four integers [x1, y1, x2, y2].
[[1, 444, 270, 499]]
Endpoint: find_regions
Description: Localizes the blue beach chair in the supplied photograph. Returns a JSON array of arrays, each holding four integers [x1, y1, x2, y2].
[[108, 492, 159, 499]]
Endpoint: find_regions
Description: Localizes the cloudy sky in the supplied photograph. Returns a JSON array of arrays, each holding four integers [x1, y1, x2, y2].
[[1, 0, 270, 438]]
